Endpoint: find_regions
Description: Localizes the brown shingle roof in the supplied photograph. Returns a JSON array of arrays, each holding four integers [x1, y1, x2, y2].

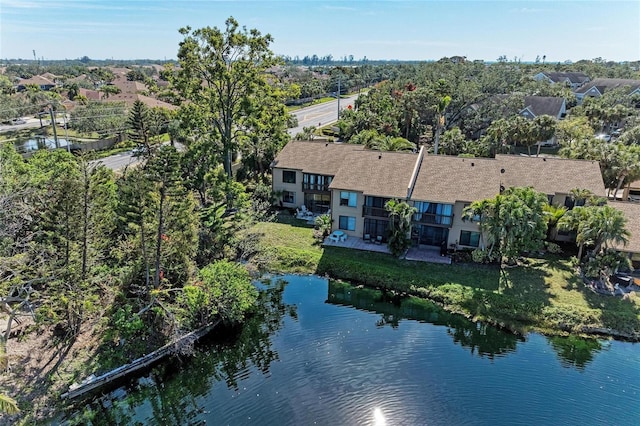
[[112, 79, 147, 94], [496, 155, 605, 196], [412, 156, 500, 203], [330, 150, 419, 198], [609, 201, 640, 253], [271, 141, 365, 175], [108, 93, 177, 110], [17, 75, 56, 86]]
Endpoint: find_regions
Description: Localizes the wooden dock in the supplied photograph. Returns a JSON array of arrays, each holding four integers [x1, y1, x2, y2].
[[61, 319, 221, 400]]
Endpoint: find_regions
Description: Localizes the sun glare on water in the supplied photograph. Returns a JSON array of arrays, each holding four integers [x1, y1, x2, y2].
[[373, 407, 386, 426]]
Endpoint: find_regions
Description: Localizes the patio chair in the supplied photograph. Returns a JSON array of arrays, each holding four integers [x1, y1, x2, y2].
[[374, 235, 383, 245], [363, 234, 371, 243]]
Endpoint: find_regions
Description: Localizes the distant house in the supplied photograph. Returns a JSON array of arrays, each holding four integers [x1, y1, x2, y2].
[[78, 87, 102, 101], [574, 78, 640, 103], [107, 93, 177, 110], [15, 74, 59, 91], [520, 96, 566, 120], [111, 79, 147, 94], [520, 96, 567, 146], [272, 141, 606, 248], [532, 71, 590, 89]]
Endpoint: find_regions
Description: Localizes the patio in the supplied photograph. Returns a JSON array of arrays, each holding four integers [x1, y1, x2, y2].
[[323, 236, 452, 264]]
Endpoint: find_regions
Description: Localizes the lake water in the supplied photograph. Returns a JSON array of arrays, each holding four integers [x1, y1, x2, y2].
[[14, 137, 71, 153], [65, 275, 640, 425]]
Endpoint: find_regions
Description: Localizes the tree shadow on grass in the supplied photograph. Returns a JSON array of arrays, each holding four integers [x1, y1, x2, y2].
[[498, 260, 555, 305], [317, 247, 502, 292], [274, 209, 315, 229], [584, 290, 640, 337]]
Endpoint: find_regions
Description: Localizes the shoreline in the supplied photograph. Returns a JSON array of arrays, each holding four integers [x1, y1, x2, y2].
[[250, 220, 640, 344]]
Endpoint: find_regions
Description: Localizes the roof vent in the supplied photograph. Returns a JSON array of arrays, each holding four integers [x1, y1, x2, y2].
[[500, 168, 505, 174], [378, 154, 382, 159], [325, 143, 329, 147], [543, 158, 546, 161], [471, 162, 475, 167]]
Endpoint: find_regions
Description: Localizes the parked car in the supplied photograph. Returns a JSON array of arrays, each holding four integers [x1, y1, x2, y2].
[[11, 118, 26, 125], [595, 134, 611, 142]]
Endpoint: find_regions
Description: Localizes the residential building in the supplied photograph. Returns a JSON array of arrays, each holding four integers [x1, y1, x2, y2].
[[574, 78, 640, 103], [532, 71, 590, 89], [272, 141, 609, 250], [520, 96, 566, 120], [15, 74, 59, 91]]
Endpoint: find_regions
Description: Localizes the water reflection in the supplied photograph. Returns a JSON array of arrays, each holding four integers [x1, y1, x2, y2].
[[327, 281, 523, 359], [66, 278, 294, 425], [547, 335, 605, 370], [14, 137, 71, 153]]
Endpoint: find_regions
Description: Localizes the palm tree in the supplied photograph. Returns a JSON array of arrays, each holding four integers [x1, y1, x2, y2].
[[433, 95, 451, 155], [559, 204, 629, 261], [0, 394, 19, 415], [385, 199, 416, 257], [462, 199, 495, 252], [544, 204, 567, 241], [589, 205, 629, 257], [569, 188, 594, 207], [375, 136, 416, 152]]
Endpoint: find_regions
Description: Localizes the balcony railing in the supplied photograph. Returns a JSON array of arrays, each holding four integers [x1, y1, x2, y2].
[[412, 213, 454, 227], [363, 206, 389, 218], [302, 183, 331, 192]]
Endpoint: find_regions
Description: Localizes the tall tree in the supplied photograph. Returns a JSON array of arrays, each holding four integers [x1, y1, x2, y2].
[[174, 17, 282, 178], [463, 187, 548, 263], [127, 100, 151, 153], [385, 199, 416, 257]]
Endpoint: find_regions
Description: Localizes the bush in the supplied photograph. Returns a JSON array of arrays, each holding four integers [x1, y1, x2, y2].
[[471, 248, 490, 263], [545, 242, 563, 254]]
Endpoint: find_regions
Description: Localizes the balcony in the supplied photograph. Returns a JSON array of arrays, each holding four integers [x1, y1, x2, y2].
[[302, 183, 331, 192], [412, 213, 454, 227], [363, 206, 389, 218]]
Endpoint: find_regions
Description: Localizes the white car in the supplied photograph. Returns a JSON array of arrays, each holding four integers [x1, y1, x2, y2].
[[595, 134, 611, 142], [11, 118, 26, 125]]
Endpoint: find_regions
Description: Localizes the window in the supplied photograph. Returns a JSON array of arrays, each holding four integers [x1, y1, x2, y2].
[[364, 218, 389, 240], [413, 202, 453, 225], [459, 230, 481, 247], [283, 170, 296, 184], [303, 173, 332, 191], [339, 216, 356, 231], [282, 191, 295, 204], [340, 191, 357, 207]]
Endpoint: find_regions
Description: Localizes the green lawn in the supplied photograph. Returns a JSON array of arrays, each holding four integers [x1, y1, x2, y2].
[[250, 214, 640, 340]]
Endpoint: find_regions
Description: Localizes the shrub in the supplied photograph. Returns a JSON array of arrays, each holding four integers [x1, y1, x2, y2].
[[471, 248, 490, 263], [545, 242, 563, 254]]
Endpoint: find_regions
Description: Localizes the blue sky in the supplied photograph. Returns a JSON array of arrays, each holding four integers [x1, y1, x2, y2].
[[1, 0, 639, 62]]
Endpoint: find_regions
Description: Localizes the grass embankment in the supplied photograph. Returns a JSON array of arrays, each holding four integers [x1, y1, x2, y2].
[[251, 215, 640, 340]]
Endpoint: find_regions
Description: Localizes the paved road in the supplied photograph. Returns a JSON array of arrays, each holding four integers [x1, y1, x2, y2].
[[80, 96, 361, 171], [288, 94, 359, 136], [92, 150, 142, 170]]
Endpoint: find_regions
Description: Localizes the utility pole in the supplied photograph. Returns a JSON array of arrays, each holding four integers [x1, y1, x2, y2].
[[49, 105, 59, 149], [337, 77, 341, 120], [61, 107, 70, 153]]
